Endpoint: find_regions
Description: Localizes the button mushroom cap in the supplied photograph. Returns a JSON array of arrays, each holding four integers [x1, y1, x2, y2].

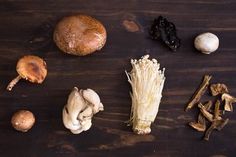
[[194, 32, 219, 54], [17, 55, 47, 83], [7, 55, 47, 91], [11, 110, 35, 132], [54, 14, 107, 56]]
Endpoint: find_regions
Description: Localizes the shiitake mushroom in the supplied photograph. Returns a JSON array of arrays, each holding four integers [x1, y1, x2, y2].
[[53, 14, 107, 56], [11, 110, 35, 132], [7, 55, 47, 91]]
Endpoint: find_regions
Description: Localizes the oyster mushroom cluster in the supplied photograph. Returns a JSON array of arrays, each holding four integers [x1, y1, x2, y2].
[[62, 87, 104, 134]]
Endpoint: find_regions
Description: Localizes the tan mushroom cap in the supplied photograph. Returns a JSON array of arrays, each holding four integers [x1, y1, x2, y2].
[[16, 55, 47, 83], [11, 110, 35, 132], [53, 14, 107, 56]]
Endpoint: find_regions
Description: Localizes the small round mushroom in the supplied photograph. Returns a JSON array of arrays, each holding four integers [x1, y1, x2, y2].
[[7, 55, 47, 91], [11, 110, 35, 132], [194, 32, 219, 54], [53, 14, 107, 56]]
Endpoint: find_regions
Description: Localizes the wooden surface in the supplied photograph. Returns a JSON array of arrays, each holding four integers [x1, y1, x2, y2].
[[0, 0, 236, 157]]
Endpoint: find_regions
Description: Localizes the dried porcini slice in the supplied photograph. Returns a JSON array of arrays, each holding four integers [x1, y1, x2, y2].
[[203, 100, 229, 141], [185, 75, 212, 111], [222, 93, 236, 112], [186, 75, 232, 141], [7, 55, 47, 91], [149, 16, 181, 51], [210, 83, 229, 96], [189, 101, 212, 132]]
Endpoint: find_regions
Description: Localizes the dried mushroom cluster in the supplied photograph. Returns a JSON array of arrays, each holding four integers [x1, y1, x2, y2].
[[62, 87, 104, 134], [186, 75, 235, 141]]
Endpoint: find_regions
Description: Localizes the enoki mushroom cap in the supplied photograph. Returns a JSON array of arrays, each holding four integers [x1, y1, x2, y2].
[[16, 55, 47, 83]]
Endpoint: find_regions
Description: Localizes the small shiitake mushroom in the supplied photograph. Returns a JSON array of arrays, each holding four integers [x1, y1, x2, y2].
[[7, 55, 47, 91], [11, 110, 35, 132], [53, 14, 107, 56], [194, 32, 219, 54]]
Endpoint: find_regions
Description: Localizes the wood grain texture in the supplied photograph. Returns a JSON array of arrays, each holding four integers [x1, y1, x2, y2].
[[0, 0, 236, 157]]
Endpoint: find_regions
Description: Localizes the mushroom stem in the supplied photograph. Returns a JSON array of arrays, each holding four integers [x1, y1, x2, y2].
[[7, 75, 22, 91]]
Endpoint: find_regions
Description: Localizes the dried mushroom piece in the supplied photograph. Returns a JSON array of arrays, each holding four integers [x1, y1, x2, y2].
[[62, 87, 104, 134], [210, 83, 229, 96], [7, 55, 47, 91], [149, 16, 181, 51], [204, 100, 229, 141], [204, 118, 229, 141], [198, 102, 222, 122], [189, 101, 212, 132], [222, 93, 236, 112], [185, 75, 212, 111]]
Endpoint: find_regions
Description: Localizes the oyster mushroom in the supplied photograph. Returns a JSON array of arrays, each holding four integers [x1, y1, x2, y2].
[[62, 87, 104, 134], [54, 14, 107, 56], [7, 55, 47, 91], [222, 93, 236, 112]]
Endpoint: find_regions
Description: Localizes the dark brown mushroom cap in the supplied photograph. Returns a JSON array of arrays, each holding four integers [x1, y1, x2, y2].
[[53, 14, 107, 56], [11, 110, 35, 132], [16, 55, 47, 83]]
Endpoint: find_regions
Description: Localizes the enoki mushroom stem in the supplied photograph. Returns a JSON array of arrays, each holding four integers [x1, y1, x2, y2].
[[7, 75, 22, 91]]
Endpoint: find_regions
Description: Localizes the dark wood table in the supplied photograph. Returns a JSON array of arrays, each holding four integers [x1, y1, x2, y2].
[[0, 0, 236, 157]]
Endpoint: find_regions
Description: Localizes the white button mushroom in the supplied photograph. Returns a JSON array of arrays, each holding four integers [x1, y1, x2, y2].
[[194, 32, 219, 54]]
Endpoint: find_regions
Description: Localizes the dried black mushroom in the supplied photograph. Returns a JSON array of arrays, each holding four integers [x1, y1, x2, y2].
[[149, 16, 181, 51]]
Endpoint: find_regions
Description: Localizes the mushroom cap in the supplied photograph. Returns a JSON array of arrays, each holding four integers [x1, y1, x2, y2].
[[11, 110, 35, 132], [194, 32, 219, 54], [53, 14, 107, 56], [16, 55, 47, 83]]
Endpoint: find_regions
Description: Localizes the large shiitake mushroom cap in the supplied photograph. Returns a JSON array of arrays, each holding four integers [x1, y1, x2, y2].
[[53, 14, 107, 56], [17, 55, 47, 83], [11, 110, 35, 132]]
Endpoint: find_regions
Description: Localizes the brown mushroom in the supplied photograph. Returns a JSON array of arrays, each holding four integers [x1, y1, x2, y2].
[[7, 55, 47, 91], [11, 110, 35, 132], [222, 93, 236, 112], [53, 14, 107, 56]]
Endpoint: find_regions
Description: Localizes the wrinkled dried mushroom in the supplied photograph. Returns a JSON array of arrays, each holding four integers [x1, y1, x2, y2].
[[62, 87, 104, 134], [222, 93, 236, 112], [11, 110, 35, 132], [185, 75, 212, 111], [7, 55, 47, 91], [210, 83, 229, 96], [149, 16, 181, 51]]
